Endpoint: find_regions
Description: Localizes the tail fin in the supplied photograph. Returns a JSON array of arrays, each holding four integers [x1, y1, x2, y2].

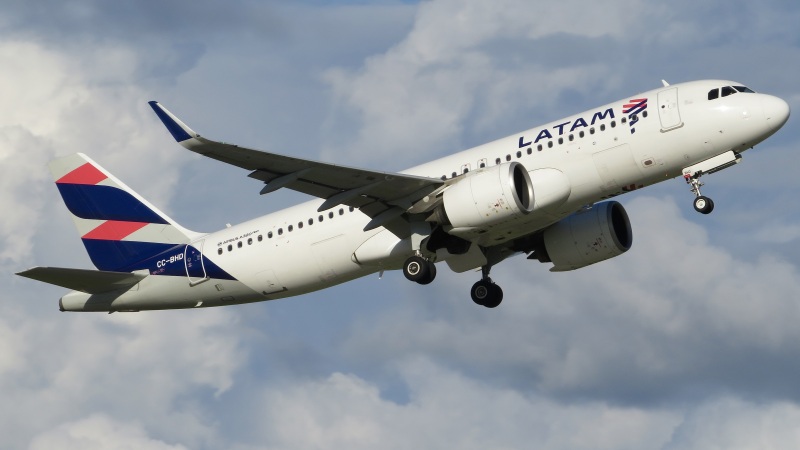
[[49, 153, 201, 272]]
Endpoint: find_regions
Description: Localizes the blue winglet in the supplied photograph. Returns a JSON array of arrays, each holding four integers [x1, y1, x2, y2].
[[148, 101, 196, 143]]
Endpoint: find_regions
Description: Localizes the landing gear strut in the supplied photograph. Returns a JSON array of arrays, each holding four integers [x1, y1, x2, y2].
[[470, 265, 503, 308], [684, 173, 714, 215]]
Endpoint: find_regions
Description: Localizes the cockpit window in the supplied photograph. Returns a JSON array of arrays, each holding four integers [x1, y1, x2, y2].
[[709, 85, 755, 101], [721, 86, 736, 97]]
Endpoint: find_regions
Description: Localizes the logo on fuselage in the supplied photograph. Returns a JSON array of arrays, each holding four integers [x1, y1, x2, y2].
[[518, 107, 616, 148], [623, 98, 648, 134]]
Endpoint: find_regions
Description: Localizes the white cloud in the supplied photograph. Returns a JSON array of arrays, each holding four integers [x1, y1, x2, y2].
[[0, 40, 192, 268], [0, 40, 251, 438], [321, 0, 655, 168], [0, 306, 248, 449], [664, 397, 800, 450], [251, 358, 679, 450], [28, 414, 189, 450]]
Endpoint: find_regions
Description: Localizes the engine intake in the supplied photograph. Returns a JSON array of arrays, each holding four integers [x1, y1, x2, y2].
[[537, 201, 632, 272], [436, 162, 534, 232]]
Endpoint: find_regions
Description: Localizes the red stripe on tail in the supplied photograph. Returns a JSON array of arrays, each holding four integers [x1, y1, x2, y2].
[[82, 221, 149, 240], [56, 162, 108, 185]]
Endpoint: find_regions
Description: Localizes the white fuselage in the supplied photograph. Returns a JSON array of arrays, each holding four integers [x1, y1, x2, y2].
[[60, 80, 789, 311]]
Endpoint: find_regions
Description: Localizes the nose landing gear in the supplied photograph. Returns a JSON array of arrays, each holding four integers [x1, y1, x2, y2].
[[682, 150, 742, 215], [685, 173, 715, 214]]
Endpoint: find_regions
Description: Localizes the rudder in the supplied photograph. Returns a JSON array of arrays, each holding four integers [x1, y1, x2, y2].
[[49, 153, 201, 272]]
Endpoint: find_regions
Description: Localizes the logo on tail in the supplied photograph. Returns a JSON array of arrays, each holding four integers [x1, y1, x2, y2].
[[50, 154, 195, 272]]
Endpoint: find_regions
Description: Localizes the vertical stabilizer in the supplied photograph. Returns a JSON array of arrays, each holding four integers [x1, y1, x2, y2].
[[49, 153, 201, 272]]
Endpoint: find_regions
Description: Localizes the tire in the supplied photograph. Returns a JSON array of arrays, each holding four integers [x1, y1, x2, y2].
[[471, 279, 491, 305], [417, 263, 437, 285], [471, 279, 503, 307], [483, 284, 504, 309], [693, 196, 714, 214], [403, 255, 430, 283]]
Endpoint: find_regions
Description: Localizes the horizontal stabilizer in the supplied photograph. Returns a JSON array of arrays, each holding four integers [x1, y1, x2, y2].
[[16, 267, 147, 294]]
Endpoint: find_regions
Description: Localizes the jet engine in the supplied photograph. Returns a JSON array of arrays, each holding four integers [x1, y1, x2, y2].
[[534, 201, 632, 271], [433, 162, 534, 232]]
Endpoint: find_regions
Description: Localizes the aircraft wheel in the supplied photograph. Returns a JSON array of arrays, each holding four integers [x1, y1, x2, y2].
[[417, 263, 437, 285], [471, 279, 503, 308], [483, 284, 503, 309], [403, 255, 430, 283], [693, 196, 714, 214]]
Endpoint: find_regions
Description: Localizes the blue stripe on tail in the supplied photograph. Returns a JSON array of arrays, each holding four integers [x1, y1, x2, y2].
[[56, 184, 169, 223]]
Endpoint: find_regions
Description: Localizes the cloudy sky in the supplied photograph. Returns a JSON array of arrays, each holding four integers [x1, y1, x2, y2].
[[3, 0, 800, 448]]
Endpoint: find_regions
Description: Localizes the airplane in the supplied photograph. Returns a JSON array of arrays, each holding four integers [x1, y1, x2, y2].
[[17, 80, 790, 311]]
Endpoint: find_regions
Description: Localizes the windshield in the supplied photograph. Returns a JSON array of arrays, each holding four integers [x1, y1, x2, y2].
[[708, 85, 755, 100]]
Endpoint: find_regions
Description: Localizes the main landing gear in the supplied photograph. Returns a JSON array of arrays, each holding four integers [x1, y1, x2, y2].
[[402, 254, 437, 285], [684, 172, 714, 215], [470, 265, 503, 309], [401, 254, 503, 308]]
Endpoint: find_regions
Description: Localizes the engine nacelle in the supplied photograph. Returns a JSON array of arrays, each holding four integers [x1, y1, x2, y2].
[[540, 201, 632, 272], [438, 162, 534, 231]]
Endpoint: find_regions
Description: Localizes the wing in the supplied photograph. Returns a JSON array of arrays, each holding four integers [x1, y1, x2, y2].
[[17, 267, 147, 294], [149, 102, 444, 232]]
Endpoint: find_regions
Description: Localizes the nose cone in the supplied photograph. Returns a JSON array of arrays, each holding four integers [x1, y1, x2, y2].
[[763, 95, 790, 131]]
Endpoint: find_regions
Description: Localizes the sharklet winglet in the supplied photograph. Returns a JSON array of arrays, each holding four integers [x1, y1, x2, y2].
[[148, 101, 198, 143]]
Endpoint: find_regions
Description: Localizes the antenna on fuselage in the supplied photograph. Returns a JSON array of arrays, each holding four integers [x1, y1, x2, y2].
[[661, 79, 670, 87]]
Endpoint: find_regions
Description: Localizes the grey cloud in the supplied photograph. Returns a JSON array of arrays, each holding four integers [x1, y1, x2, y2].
[[1, 0, 282, 43]]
